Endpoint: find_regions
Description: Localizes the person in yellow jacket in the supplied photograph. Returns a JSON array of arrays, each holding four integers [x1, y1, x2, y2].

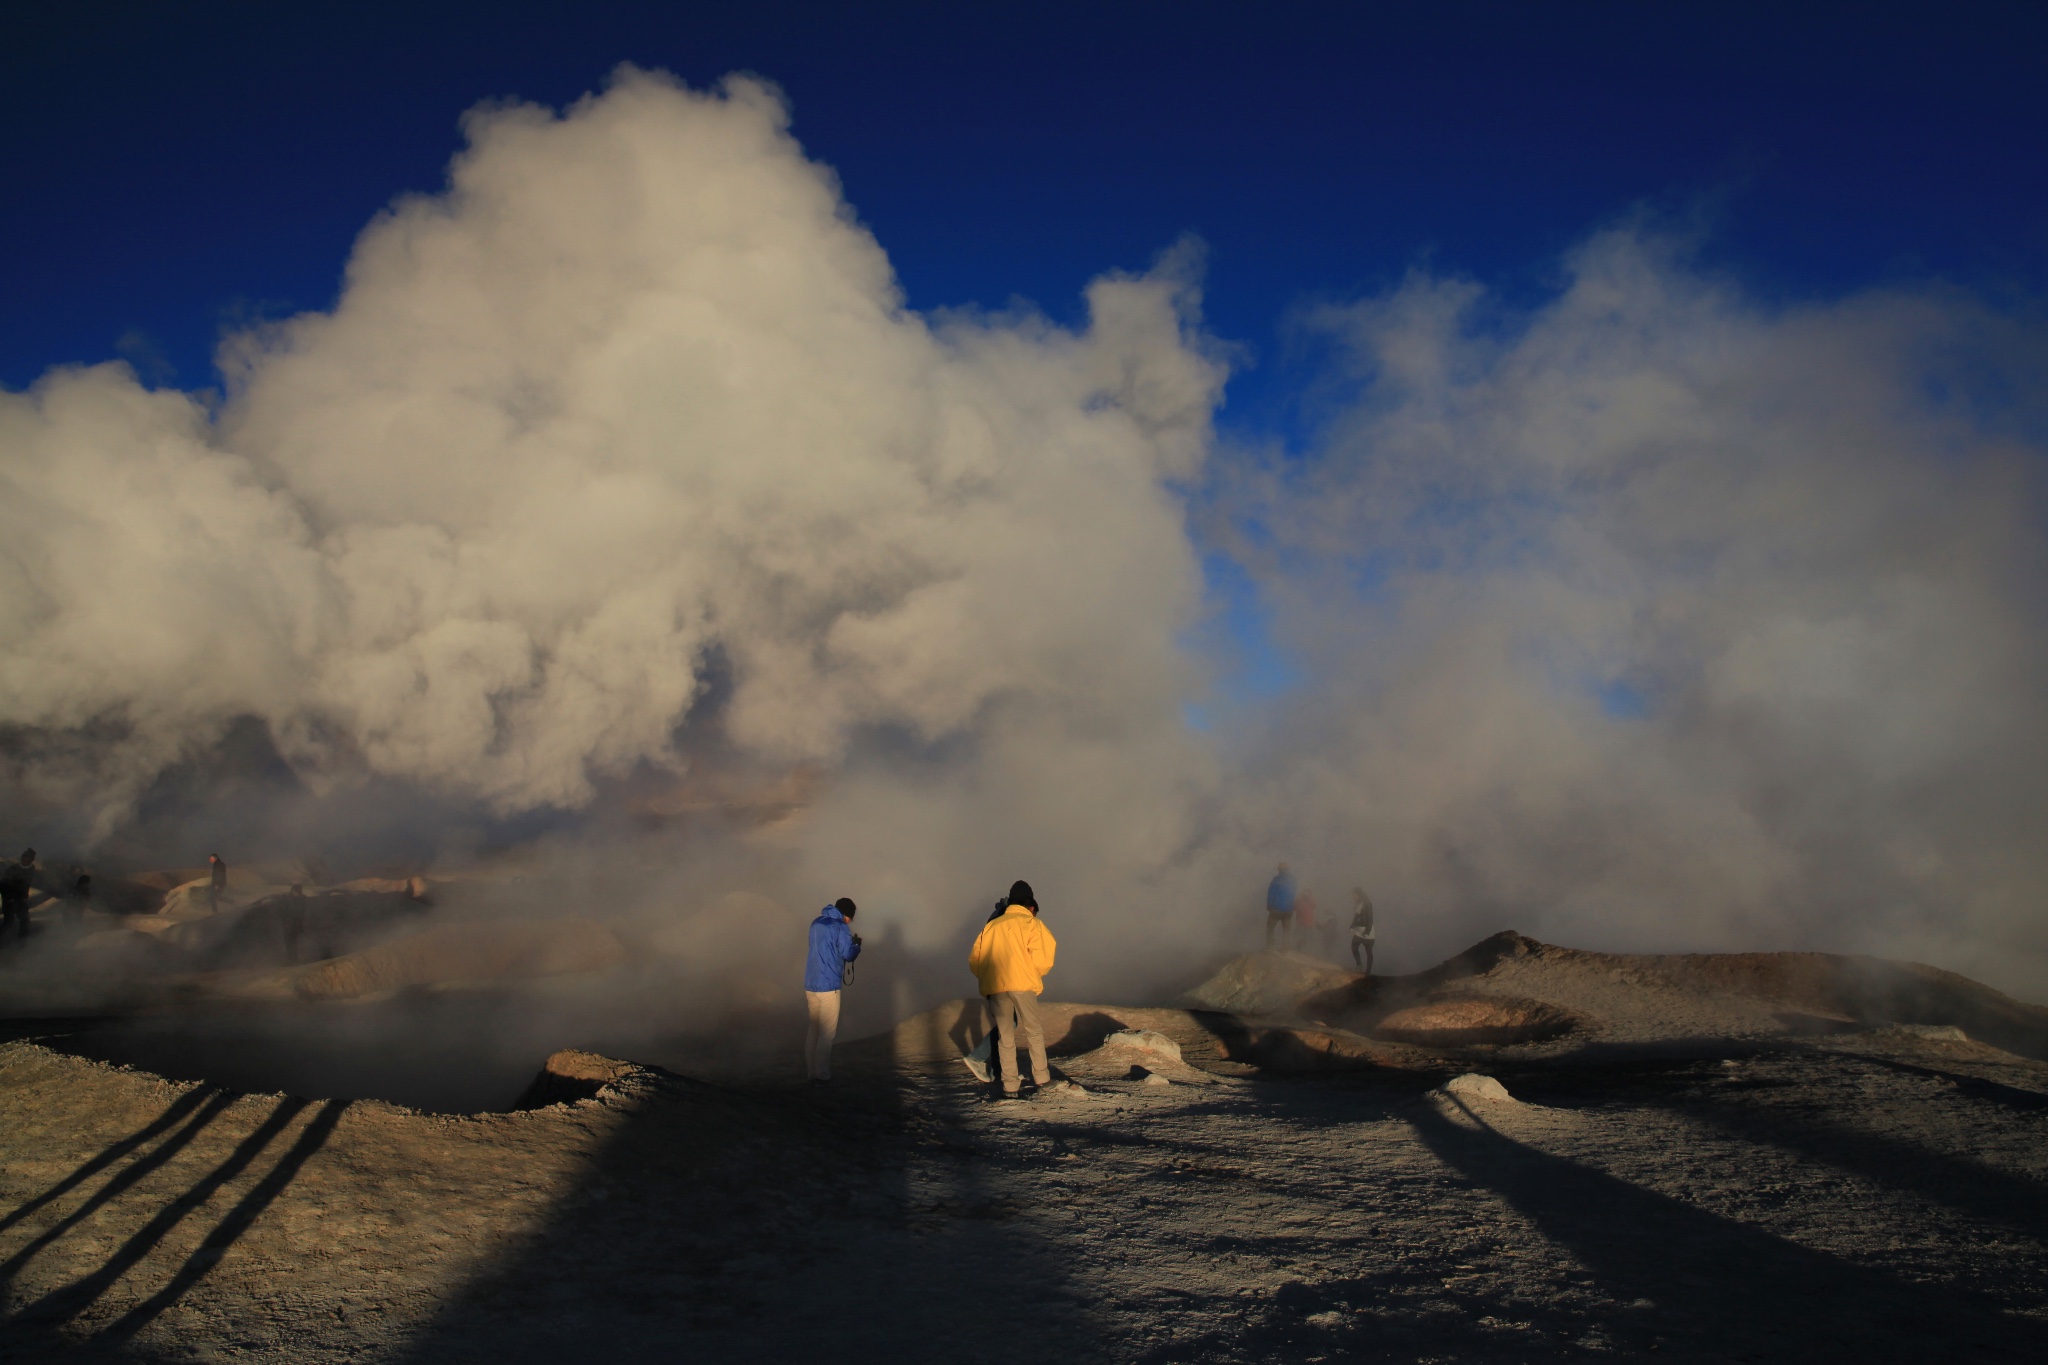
[[969, 879, 1057, 1097]]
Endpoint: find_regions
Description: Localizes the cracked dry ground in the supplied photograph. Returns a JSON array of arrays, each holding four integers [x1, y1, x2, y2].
[[2, 1026, 2045, 1364]]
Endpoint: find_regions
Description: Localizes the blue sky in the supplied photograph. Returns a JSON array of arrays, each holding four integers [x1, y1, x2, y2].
[[6, 0, 2044, 441]]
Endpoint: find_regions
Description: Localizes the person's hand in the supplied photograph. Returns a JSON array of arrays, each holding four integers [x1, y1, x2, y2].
[[850, 933, 863, 948]]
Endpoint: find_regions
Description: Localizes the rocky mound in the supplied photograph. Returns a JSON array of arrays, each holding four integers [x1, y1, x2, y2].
[[221, 919, 629, 1001], [1051, 1029, 1218, 1089], [1372, 994, 1579, 1046], [1181, 934, 2048, 1060], [1182, 950, 1361, 1017], [510, 1049, 650, 1109]]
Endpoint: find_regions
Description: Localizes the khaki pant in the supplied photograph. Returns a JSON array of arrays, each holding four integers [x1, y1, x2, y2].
[[986, 990, 1049, 1093], [805, 989, 841, 1080]]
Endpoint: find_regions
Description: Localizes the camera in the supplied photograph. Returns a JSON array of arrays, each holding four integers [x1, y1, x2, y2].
[[850, 933, 863, 948]]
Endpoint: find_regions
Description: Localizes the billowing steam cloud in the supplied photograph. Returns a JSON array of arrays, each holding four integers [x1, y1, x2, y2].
[[1221, 237, 2048, 991], [2, 68, 2043, 1001], [1, 73, 1218, 830]]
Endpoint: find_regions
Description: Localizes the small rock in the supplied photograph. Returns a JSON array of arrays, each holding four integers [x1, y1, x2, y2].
[[1139, 1069, 1171, 1087], [1437, 1072, 1514, 1103], [1105, 1029, 1183, 1062]]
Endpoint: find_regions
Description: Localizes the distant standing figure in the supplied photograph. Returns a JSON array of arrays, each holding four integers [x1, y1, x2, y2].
[[284, 883, 308, 963], [207, 854, 228, 915], [969, 880, 1058, 1099], [1295, 888, 1319, 956], [67, 873, 91, 930], [1264, 863, 1297, 950], [803, 897, 862, 1083], [1350, 887, 1376, 974], [0, 850, 33, 942]]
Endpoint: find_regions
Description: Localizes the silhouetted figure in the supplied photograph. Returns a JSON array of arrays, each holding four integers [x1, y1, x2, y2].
[[66, 873, 91, 930], [0, 850, 32, 942], [1350, 887, 1376, 973], [1264, 863, 1296, 950], [207, 853, 228, 915], [283, 883, 307, 963], [1296, 888, 1319, 956]]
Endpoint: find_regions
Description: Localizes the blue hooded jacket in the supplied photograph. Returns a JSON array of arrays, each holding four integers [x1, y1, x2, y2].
[[804, 905, 861, 992], [1266, 871, 1297, 914]]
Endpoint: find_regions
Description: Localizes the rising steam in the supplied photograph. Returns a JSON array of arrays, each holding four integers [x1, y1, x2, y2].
[[1, 68, 2043, 1001]]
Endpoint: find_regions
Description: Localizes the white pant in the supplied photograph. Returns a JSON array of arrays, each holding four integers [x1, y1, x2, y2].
[[805, 990, 842, 1080]]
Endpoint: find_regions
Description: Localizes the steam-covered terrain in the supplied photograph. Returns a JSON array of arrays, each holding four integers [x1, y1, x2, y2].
[[3, 69, 2046, 1001], [3, 49, 2047, 1365], [4, 936, 2045, 1363]]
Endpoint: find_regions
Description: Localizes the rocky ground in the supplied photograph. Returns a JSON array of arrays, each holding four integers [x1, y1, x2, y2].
[[3, 942, 2046, 1363]]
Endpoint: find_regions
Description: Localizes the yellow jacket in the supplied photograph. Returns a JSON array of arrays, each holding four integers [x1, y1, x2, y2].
[[969, 907, 1057, 996]]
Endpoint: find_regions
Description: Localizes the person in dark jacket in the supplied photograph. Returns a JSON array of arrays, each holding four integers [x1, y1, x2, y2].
[[0, 850, 32, 941], [1350, 887, 1376, 973], [803, 897, 862, 1083], [66, 873, 91, 931], [207, 854, 228, 915], [283, 883, 308, 964]]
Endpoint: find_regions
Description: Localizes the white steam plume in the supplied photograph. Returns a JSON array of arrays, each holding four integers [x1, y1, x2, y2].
[[1, 69, 2044, 1001], [1, 70, 1220, 851], [1219, 234, 2048, 991]]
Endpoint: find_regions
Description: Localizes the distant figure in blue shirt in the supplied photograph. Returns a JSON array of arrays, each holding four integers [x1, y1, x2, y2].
[[804, 897, 862, 1083], [1264, 863, 1297, 950]]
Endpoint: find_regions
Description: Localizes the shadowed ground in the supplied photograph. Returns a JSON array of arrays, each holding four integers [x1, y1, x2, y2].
[[3, 1000, 2046, 1363]]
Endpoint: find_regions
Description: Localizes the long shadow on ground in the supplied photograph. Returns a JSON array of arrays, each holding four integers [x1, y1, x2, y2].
[[1399, 1095, 2040, 1364], [384, 1028, 1109, 1364], [2, 1092, 349, 1362]]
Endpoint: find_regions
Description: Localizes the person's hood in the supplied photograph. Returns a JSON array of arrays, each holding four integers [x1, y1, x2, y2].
[[999, 905, 1036, 920], [813, 905, 845, 925]]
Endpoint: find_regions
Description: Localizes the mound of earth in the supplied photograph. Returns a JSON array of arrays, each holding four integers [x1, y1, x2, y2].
[[1182, 950, 1361, 1017], [221, 919, 628, 1001], [510, 1049, 648, 1109], [1372, 994, 1580, 1046], [156, 867, 292, 921], [1187, 933, 2048, 1061], [1044, 1029, 1219, 1090]]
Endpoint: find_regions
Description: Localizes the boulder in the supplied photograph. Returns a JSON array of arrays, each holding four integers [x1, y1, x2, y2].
[[1103, 1029, 1183, 1062], [1436, 1072, 1514, 1103]]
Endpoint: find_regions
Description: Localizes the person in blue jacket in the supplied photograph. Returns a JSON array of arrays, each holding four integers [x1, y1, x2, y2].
[[1264, 863, 1297, 949], [804, 897, 862, 1083]]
